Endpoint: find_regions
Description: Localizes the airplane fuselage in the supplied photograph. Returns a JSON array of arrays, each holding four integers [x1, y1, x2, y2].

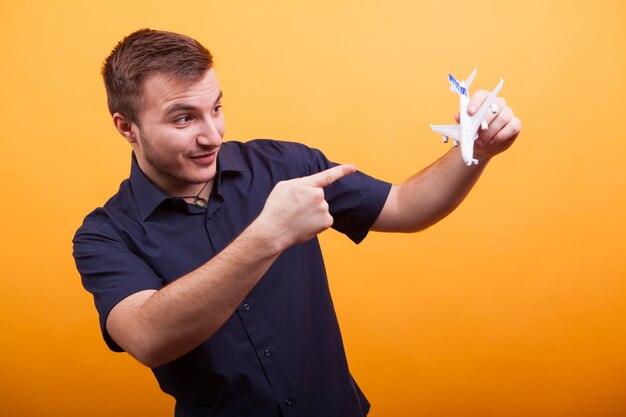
[[458, 92, 475, 166]]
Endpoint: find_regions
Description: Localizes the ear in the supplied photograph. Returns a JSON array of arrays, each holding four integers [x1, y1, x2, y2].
[[112, 113, 138, 144]]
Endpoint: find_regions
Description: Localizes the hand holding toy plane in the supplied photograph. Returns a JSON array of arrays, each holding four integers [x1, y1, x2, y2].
[[431, 69, 503, 166]]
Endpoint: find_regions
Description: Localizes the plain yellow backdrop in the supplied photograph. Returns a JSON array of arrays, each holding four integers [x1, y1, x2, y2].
[[1, 1, 625, 416]]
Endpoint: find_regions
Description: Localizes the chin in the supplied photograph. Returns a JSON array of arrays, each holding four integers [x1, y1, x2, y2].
[[190, 165, 216, 184]]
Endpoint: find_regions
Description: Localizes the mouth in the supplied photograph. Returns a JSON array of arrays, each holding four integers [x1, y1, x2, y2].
[[189, 149, 219, 165]]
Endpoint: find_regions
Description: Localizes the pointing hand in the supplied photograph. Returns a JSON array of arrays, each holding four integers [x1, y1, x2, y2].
[[256, 164, 357, 250]]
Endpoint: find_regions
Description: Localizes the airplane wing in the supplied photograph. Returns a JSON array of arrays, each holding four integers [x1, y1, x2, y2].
[[464, 68, 478, 90], [430, 124, 462, 141], [469, 78, 504, 134]]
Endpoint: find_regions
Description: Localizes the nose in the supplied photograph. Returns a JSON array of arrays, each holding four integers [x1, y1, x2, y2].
[[196, 118, 222, 146]]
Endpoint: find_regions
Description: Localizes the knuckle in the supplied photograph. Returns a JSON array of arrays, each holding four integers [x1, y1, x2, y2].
[[324, 213, 334, 228], [500, 107, 513, 121], [512, 118, 522, 133], [272, 181, 286, 193]]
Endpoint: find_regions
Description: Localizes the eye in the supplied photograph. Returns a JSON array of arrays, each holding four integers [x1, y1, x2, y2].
[[212, 104, 222, 115], [174, 115, 193, 125]]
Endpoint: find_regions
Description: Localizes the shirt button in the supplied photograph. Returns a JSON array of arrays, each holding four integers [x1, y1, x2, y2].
[[243, 303, 250, 311], [264, 349, 271, 357], [284, 398, 293, 407], [208, 214, 214, 219]]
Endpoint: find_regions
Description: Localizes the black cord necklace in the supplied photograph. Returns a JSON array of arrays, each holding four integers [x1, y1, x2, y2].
[[179, 180, 211, 209]]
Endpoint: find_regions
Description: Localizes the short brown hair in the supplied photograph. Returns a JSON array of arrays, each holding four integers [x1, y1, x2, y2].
[[102, 28, 213, 124]]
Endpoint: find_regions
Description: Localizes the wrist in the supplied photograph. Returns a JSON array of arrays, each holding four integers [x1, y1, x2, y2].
[[246, 215, 290, 257]]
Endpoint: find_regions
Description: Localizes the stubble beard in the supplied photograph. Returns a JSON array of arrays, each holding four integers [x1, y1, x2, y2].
[[138, 130, 209, 188]]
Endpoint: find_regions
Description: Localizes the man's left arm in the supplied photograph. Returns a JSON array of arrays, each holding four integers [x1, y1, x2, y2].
[[371, 91, 522, 233]]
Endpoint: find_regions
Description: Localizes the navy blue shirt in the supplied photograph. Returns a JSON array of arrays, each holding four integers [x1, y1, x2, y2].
[[73, 139, 391, 417]]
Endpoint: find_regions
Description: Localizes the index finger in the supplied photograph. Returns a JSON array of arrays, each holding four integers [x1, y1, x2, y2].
[[303, 164, 357, 188]]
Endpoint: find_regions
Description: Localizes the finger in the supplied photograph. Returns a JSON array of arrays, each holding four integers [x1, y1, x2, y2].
[[488, 116, 521, 146], [304, 164, 357, 188], [479, 106, 513, 143], [467, 89, 490, 115], [483, 97, 507, 123]]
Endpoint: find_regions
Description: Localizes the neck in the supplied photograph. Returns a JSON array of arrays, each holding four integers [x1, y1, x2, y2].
[[180, 179, 213, 207], [134, 155, 214, 202]]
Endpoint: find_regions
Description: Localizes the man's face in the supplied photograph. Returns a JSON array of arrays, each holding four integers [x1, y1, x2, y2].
[[130, 68, 225, 196]]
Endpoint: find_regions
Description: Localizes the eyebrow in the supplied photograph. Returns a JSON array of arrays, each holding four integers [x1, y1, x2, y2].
[[164, 90, 223, 116]]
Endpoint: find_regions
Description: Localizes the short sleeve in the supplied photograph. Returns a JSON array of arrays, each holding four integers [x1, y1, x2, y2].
[[283, 142, 392, 244], [73, 211, 163, 352], [326, 167, 391, 243]]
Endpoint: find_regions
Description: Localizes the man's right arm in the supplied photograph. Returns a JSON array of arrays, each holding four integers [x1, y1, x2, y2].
[[105, 164, 356, 368]]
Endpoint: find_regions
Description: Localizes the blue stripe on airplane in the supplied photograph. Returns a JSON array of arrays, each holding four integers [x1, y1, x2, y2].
[[448, 74, 468, 97]]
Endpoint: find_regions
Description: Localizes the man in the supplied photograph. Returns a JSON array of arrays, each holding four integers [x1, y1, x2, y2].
[[73, 29, 520, 417]]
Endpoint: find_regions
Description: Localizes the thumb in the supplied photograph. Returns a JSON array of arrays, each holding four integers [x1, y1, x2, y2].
[[468, 89, 490, 115]]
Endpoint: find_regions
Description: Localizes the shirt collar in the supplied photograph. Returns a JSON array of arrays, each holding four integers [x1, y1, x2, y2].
[[216, 142, 248, 174], [130, 143, 248, 221]]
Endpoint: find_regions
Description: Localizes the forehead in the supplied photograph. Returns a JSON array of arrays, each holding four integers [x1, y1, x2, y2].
[[139, 68, 221, 113]]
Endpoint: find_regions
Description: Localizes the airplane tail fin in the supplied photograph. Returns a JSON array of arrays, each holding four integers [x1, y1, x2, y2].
[[447, 74, 468, 97]]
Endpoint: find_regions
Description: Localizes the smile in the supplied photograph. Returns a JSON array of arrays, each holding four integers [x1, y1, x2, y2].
[[189, 150, 218, 164]]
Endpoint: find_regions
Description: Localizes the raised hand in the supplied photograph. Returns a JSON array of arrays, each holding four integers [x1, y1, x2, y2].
[[456, 90, 522, 160]]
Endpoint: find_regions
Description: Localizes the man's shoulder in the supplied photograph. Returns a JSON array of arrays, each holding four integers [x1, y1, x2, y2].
[[224, 138, 316, 155], [223, 139, 328, 176], [73, 178, 136, 241]]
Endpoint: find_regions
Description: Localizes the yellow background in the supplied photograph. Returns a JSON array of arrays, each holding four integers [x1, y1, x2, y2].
[[1, 0, 625, 416]]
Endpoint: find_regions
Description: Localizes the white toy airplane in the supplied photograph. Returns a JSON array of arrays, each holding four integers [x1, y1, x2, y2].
[[430, 69, 503, 166]]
